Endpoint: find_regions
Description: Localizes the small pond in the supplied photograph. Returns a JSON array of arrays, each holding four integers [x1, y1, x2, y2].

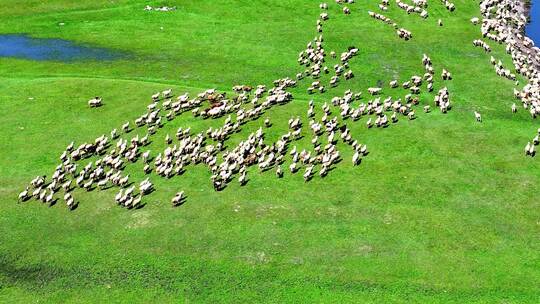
[[0, 34, 123, 61]]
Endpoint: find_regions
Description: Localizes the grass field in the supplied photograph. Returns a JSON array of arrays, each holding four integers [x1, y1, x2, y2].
[[1, 0, 539, 303]]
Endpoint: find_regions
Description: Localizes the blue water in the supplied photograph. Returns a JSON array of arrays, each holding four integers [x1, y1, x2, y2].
[[0, 34, 123, 61], [527, 1, 540, 45]]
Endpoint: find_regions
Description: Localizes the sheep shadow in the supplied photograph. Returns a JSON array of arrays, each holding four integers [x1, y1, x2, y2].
[[172, 197, 187, 207], [18, 197, 30, 203], [69, 202, 79, 211], [131, 203, 147, 210], [123, 182, 135, 188], [324, 166, 338, 174], [142, 188, 155, 195], [48, 198, 58, 207]]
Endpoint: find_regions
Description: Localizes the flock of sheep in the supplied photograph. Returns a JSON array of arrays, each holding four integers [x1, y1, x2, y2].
[[17, 0, 539, 210], [368, 0, 451, 41], [471, 0, 540, 156]]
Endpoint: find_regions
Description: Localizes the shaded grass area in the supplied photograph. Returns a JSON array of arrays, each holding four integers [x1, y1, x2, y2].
[[1, 252, 537, 303], [0, 0, 539, 302]]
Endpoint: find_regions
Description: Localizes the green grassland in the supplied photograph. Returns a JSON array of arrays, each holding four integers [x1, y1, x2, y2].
[[0, 0, 539, 302]]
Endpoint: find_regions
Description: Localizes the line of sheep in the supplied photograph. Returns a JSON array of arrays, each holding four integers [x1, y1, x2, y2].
[[368, 11, 413, 41], [368, 0, 457, 41], [473, 0, 540, 155]]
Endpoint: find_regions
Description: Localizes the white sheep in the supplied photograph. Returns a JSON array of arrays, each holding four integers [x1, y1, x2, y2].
[[18, 187, 29, 202], [88, 97, 102, 107], [474, 111, 482, 122]]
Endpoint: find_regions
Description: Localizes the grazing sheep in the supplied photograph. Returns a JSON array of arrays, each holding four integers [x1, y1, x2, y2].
[[276, 165, 283, 178], [122, 121, 130, 133], [366, 118, 373, 128], [303, 166, 313, 182], [474, 111, 482, 122], [62, 180, 72, 191], [525, 142, 536, 157], [131, 195, 142, 209], [289, 162, 297, 173], [441, 69, 452, 80], [18, 187, 29, 202], [396, 28, 412, 40], [88, 97, 102, 107], [66, 197, 76, 210], [238, 171, 247, 185], [367, 87, 382, 95], [97, 179, 108, 189], [111, 129, 118, 139], [172, 191, 185, 206], [352, 151, 361, 166], [162, 89, 173, 98]]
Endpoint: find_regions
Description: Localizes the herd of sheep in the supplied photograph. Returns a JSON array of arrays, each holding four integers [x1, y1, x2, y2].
[[17, 0, 539, 210], [471, 0, 540, 155]]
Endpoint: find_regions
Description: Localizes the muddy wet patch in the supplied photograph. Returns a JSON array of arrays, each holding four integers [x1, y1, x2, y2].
[[0, 34, 125, 61]]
